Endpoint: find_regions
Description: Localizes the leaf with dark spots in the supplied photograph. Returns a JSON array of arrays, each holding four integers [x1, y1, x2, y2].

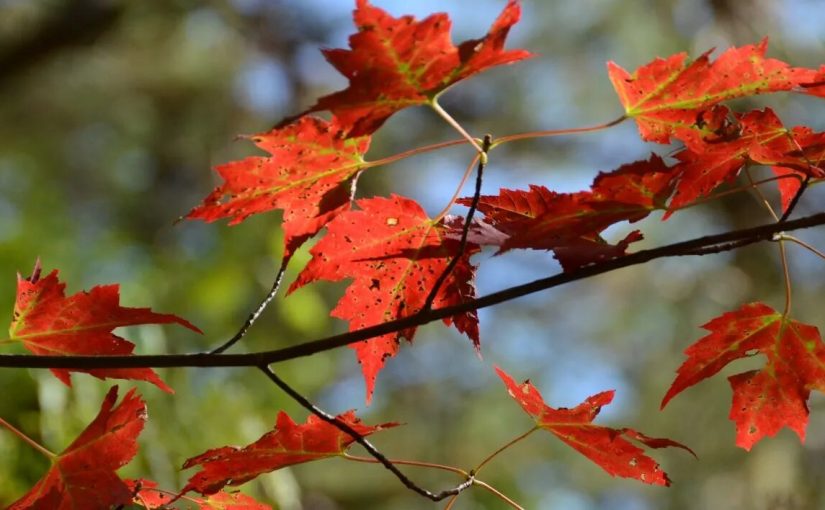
[[290, 195, 479, 402], [662, 302, 825, 450], [186, 116, 371, 257]]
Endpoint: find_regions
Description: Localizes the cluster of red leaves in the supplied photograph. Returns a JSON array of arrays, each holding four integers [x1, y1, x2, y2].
[[6, 384, 394, 509], [5, 0, 825, 507]]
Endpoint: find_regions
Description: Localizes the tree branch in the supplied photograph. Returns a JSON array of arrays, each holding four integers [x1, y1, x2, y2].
[[423, 134, 492, 311], [2, 211, 825, 370], [257, 365, 474, 502], [209, 255, 291, 354]]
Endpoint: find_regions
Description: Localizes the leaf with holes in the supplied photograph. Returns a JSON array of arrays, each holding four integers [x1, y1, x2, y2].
[[666, 108, 825, 215], [8, 387, 145, 510], [291, 0, 532, 136], [182, 410, 398, 495], [608, 39, 814, 143], [186, 116, 371, 256], [290, 194, 479, 402], [496, 367, 693, 486], [7, 262, 200, 393], [661, 302, 825, 450], [461, 155, 676, 263]]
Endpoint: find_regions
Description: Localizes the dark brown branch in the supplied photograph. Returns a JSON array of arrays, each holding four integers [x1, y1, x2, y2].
[[2, 211, 825, 370], [209, 256, 292, 354], [779, 175, 811, 223], [423, 134, 492, 311], [257, 365, 473, 502]]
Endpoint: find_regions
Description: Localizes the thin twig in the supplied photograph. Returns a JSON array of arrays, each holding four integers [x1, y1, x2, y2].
[[424, 135, 492, 312], [473, 426, 538, 475], [744, 168, 779, 222], [433, 153, 481, 223], [257, 365, 474, 502], [344, 453, 469, 477], [444, 494, 461, 510], [363, 138, 470, 169], [744, 168, 791, 315], [0, 416, 55, 458], [491, 115, 626, 147], [2, 212, 825, 370], [474, 479, 525, 510], [430, 99, 483, 153], [209, 255, 292, 354], [776, 234, 825, 261]]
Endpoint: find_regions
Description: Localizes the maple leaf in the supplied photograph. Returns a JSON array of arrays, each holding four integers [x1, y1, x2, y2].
[[182, 410, 398, 495], [7, 262, 201, 393], [186, 116, 371, 257], [128, 479, 271, 510], [290, 194, 479, 401], [551, 230, 644, 272], [461, 155, 675, 260], [8, 386, 146, 510], [661, 302, 825, 450], [772, 166, 806, 214], [608, 39, 814, 143], [295, 0, 532, 136], [799, 64, 825, 98], [496, 367, 693, 486], [666, 108, 825, 214]]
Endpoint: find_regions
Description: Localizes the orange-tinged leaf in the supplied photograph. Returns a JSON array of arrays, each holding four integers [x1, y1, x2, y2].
[[186, 116, 371, 256], [9, 387, 146, 510], [7, 263, 200, 392], [182, 410, 398, 495], [128, 479, 271, 510], [799, 65, 825, 98], [290, 195, 479, 401], [461, 155, 676, 265], [496, 367, 692, 486], [298, 0, 532, 136], [608, 39, 814, 143], [666, 108, 825, 214], [661, 302, 825, 450]]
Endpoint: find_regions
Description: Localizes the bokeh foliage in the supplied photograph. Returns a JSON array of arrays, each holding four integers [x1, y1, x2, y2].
[[1, 1, 825, 508]]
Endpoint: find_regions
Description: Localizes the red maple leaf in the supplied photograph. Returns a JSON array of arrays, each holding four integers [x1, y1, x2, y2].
[[128, 479, 271, 509], [182, 410, 398, 495], [8, 387, 146, 510], [661, 302, 825, 450], [496, 367, 693, 486], [186, 116, 371, 257], [799, 65, 825, 97], [666, 108, 825, 214], [772, 166, 807, 214], [290, 195, 479, 401], [461, 155, 675, 262], [608, 39, 814, 143], [7, 262, 200, 393], [295, 0, 532, 136]]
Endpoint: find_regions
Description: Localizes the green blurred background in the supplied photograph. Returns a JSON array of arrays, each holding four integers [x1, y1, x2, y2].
[[1, 0, 824, 508]]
